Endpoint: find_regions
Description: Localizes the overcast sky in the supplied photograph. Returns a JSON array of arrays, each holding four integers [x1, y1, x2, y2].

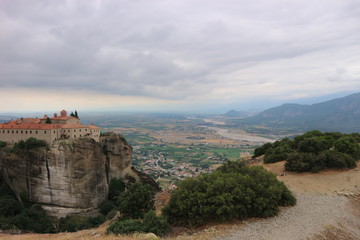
[[1, 0, 360, 113]]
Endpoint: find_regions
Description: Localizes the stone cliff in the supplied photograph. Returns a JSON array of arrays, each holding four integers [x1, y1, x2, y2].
[[0, 133, 158, 217]]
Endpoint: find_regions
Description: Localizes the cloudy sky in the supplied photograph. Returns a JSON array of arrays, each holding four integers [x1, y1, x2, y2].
[[1, 0, 360, 113]]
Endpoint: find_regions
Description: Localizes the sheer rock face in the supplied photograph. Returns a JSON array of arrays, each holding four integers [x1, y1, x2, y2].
[[101, 133, 133, 180], [0, 133, 134, 217]]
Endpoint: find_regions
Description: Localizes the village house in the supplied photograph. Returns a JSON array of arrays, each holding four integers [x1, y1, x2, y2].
[[0, 110, 100, 145]]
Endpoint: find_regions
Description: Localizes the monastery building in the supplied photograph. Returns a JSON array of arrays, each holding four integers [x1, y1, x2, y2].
[[0, 110, 100, 145]]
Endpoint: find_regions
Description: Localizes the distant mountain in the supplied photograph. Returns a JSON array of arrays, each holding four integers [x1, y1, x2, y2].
[[0, 115, 16, 123], [223, 110, 255, 118], [238, 93, 360, 133]]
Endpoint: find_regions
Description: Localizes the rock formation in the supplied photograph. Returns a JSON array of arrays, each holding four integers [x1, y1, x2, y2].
[[0, 133, 158, 217]]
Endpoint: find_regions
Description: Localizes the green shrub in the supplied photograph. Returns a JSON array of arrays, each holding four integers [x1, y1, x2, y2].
[[100, 200, 116, 215], [0, 182, 16, 197], [87, 215, 106, 227], [59, 215, 88, 232], [297, 136, 333, 154], [106, 208, 119, 220], [264, 144, 294, 163], [59, 214, 105, 232], [0, 196, 23, 217], [0, 141, 7, 148], [106, 211, 170, 236], [107, 219, 143, 235], [285, 152, 322, 172], [142, 211, 170, 236], [258, 131, 360, 173], [13, 137, 48, 151], [162, 161, 296, 226], [253, 142, 273, 158], [317, 150, 356, 169], [10, 205, 57, 233], [116, 182, 155, 219], [334, 136, 360, 159], [262, 138, 295, 163], [0, 216, 17, 230], [109, 178, 125, 201]]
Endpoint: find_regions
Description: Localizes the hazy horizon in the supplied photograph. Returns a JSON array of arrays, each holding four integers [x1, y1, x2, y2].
[[0, 90, 355, 117]]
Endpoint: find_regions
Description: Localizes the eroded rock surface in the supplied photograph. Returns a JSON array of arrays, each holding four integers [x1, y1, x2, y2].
[[0, 133, 155, 217]]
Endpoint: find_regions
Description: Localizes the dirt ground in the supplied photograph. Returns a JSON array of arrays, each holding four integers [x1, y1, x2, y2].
[[259, 161, 360, 195]]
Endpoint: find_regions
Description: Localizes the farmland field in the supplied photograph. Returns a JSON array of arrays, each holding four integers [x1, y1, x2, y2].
[[81, 112, 276, 188]]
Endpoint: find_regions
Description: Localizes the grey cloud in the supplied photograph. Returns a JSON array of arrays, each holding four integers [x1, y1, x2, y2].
[[1, 0, 360, 102]]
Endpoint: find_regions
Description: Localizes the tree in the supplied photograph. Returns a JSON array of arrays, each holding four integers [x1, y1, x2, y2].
[[297, 136, 332, 154], [163, 161, 296, 226], [334, 136, 360, 159], [108, 178, 125, 201], [316, 150, 356, 169], [0, 196, 23, 217], [116, 183, 155, 219], [74, 110, 79, 119], [253, 142, 273, 158], [45, 117, 51, 124]]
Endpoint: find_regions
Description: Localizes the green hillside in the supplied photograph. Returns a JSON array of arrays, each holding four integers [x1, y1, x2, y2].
[[232, 93, 360, 133]]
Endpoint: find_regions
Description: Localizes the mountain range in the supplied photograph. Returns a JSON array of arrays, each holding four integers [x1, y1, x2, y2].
[[231, 93, 360, 133]]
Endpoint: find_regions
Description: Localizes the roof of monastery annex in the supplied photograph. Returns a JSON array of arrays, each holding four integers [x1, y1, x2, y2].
[[0, 110, 100, 130]]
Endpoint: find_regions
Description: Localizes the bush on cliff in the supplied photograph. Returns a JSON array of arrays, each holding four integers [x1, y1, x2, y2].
[[0, 196, 23, 217], [0, 141, 6, 148], [12, 137, 48, 151], [10, 205, 57, 233], [162, 160, 296, 226], [59, 214, 105, 232], [107, 182, 170, 236], [107, 210, 170, 236], [108, 178, 126, 201], [254, 130, 359, 172], [116, 182, 156, 219]]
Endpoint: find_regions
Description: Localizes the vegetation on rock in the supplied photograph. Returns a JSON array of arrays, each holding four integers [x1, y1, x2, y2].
[[162, 160, 296, 226], [12, 137, 48, 151], [253, 130, 360, 172], [107, 182, 170, 236], [116, 182, 156, 219], [107, 210, 169, 236]]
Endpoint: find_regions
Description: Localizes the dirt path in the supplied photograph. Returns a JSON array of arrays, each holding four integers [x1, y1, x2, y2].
[[211, 161, 360, 240], [261, 161, 360, 196]]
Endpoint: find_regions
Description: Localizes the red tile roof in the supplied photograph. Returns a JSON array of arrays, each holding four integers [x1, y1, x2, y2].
[[0, 119, 99, 130]]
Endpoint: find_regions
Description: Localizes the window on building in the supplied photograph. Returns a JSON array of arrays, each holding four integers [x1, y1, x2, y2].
[[25, 131, 27, 134], [74, 129, 76, 132], [36, 131, 38, 134], [44, 131, 46, 134], [11, 130, 14, 133], [30, 131, 32, 134], [16, 131, 18, 134], [7, 130, 9, 133], [53, 130, 55, 133], [21, 131, 23, 133]]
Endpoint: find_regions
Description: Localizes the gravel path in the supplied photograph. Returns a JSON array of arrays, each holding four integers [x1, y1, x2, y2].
[[213, 194, 359, 240]]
